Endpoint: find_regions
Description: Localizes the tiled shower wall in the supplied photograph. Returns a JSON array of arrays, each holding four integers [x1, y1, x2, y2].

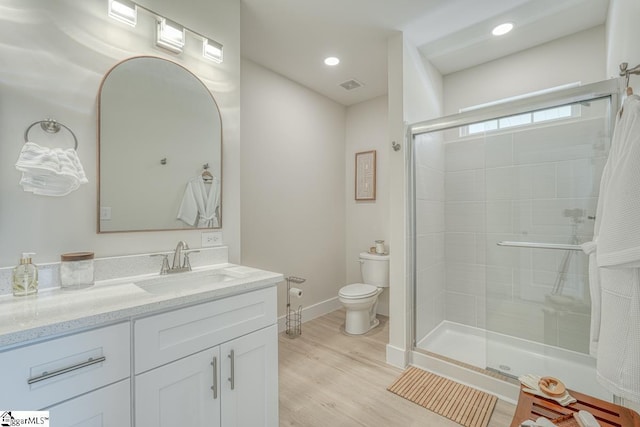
[[415, 99, 610, 354]]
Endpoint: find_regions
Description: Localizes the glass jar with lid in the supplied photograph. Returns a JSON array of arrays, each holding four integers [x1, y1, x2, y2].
[[60, 252, 95, 289]]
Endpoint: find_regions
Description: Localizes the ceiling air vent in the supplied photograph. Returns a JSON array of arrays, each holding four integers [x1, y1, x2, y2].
[[339, 79, 363, 90]]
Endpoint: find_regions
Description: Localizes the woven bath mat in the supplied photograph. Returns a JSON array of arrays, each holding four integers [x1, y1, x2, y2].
[[388, 366, 497, 427]]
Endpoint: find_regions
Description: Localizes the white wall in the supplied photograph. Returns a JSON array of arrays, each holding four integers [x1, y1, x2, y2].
[[0, 0, 241, 266], [606, 0, 640, 81], [444, 26, 606, 115], [403, 43, 444, 126], [345, 95, 389, 314], [403, 40, 445, 351], [387, 33, 444, 367], [240, 59, 346, 318]]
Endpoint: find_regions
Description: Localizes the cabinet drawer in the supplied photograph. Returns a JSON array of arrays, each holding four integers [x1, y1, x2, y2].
[[47, 379, 131, 427], [0, 322, 130, 410], [135, 287, 276, 374]]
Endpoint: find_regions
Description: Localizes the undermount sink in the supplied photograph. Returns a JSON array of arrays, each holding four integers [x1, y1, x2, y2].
[[134, 268, 246, 295]]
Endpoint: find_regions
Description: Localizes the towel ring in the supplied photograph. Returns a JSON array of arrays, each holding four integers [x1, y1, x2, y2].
[[24, 119, 78, 150]]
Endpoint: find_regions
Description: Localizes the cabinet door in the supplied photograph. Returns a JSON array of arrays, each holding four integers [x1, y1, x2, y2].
[[46, 379, 130, 427], [135, 347, 221, 427], [220, 325, 278, 427]]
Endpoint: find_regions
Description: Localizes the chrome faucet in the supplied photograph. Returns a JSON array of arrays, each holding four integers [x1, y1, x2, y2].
[[151, 241, 198, 275], [172, 241, 189, 270]]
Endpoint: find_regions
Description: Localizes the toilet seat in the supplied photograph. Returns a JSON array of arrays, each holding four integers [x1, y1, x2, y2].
[[339, 283, 378, 299]]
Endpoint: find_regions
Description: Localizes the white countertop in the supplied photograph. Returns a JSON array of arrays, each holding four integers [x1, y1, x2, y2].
[[0, 263, 283, 348]]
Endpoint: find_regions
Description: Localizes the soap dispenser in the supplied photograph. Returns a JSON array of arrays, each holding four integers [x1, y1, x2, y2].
[[12, 252, 38, 296]]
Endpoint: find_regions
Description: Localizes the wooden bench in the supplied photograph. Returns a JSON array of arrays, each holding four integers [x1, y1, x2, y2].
[[510, 385, 640, 427]]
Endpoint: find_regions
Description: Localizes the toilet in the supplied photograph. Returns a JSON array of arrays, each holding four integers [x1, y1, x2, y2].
[[339, 252, 390, 335]]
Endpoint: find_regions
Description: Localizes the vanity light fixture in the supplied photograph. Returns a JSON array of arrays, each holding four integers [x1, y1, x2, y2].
[[108, 0, 137, 27], [492, 22, 514, 36], [106, 0, 224, 63], [156, 18, 185, 53], [203, 38, 223, 63]]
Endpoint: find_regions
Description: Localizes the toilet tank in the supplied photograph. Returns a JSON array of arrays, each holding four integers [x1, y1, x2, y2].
[[359, 252, 390, 288]]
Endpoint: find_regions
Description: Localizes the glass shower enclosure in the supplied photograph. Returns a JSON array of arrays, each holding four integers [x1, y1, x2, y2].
[[410, 79, 620, 401]]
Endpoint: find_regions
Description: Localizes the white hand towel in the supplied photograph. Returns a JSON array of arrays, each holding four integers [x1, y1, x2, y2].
[[15, 142, 88, 196], [520, 388, 577, 407]]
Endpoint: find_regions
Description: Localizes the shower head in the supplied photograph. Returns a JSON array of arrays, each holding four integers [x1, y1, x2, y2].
[[563, 208, 585, 224]]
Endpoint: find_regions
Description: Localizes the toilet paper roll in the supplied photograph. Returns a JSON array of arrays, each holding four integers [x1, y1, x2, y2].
[[289, 287, 303, 298]]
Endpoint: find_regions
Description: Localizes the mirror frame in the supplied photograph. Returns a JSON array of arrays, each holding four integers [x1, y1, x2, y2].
[[96, 55, 223, 233]]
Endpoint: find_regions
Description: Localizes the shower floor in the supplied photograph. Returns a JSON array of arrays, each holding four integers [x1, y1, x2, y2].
[[417, 321, 611, 401]]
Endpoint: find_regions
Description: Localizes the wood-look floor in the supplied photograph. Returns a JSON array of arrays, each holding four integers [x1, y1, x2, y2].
[[279, 309, 515, 426]]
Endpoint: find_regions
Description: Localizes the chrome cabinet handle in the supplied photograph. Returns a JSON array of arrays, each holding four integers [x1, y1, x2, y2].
[[228, 350, 235, 390], [27, 356, 106, 385], [210, 356, 218, 399]]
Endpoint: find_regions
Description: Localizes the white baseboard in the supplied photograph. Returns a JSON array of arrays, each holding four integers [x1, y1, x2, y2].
[[386, 344, 408, 369], [278, 296, 341, 333]]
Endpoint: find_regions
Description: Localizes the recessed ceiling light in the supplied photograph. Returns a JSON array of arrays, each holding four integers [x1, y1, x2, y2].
[[324, 57, 340, 66], [492, 23, 513, 36]]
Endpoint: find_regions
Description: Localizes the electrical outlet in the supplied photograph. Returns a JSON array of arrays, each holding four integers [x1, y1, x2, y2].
[[100, 207, 112, 220], [201, 231, 222, 247]]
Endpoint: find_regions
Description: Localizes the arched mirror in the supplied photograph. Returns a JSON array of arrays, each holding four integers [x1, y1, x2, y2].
[[98, 56, 222, 232]]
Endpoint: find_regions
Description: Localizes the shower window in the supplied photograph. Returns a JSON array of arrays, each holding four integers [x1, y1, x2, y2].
[[462, 105, 578, 136]]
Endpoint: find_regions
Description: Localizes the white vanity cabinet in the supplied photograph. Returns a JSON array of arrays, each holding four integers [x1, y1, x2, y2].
[[0, 265, 281, 427], [133, 287, 278, 427], [0, 322, 131, 426]]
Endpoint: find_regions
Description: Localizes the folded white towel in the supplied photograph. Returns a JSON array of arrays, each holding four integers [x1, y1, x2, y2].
[[518, 374, 577, 406], [520, 418, 555, 427], [15, 142, 88, 196]]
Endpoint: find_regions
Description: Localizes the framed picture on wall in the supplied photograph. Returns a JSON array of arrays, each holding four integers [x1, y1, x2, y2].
[[355, 150, 376, 201]]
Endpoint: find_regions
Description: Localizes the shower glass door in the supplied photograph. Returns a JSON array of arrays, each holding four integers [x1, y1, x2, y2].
[[481, 97, 612, 398], [412, 79, 619, 400]]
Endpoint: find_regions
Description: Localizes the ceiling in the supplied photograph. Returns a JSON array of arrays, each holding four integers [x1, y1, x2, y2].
[[240, 0, 609, 106]]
